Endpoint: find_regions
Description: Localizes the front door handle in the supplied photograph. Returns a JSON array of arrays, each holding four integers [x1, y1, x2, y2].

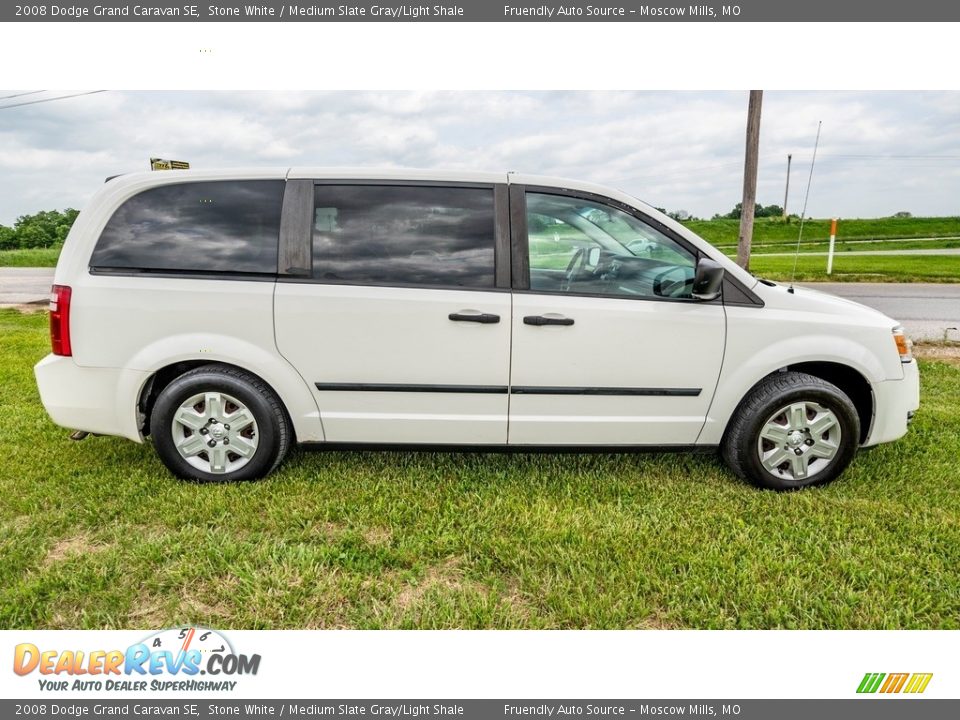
[[524, 315, 575, 326], [449, 311, 500, 324]]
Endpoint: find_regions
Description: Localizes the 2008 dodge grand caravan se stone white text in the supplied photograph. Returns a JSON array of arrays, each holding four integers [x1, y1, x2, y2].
[[34, 168, 920, 490]]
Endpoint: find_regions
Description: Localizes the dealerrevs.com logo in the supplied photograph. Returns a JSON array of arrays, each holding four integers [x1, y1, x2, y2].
[[13, 627, 260, 692]]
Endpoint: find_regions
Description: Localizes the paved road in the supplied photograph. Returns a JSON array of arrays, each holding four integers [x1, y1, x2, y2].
[[798, 282, 960, 341], [0, 267, 54, 306], [2, 267, 957, 341]]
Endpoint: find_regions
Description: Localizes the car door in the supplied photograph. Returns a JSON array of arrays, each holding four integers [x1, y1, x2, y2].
[[507, 184, 726, 446], [274, 179, 512, 444]]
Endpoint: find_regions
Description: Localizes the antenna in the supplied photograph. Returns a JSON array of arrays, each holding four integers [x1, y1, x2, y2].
[[787, 121, 822, 294]]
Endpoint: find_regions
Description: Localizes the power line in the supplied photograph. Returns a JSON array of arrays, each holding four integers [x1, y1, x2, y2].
[[793, 153, 960, 160], [0, 90, 46, 101], [789, 121, 823, 291], [620, 154, 780, 184], [0, 90, 107, 111], [826, 154, 960, 158]]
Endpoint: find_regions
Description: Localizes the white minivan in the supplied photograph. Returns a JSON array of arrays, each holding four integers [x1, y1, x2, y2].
[[35, 168, 920, 490]]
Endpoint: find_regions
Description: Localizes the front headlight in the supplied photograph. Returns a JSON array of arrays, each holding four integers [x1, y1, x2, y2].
[[893, 325, 913, 363]]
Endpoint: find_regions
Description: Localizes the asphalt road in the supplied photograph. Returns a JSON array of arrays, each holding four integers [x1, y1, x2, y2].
[[797, 282, 960, 341], [0, 267, 54, 306], [1, 267, 957, 341]]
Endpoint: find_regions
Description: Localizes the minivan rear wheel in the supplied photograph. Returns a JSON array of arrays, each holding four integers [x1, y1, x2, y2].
[[721, 371, 860, 490], [150, 364, 292, 482]]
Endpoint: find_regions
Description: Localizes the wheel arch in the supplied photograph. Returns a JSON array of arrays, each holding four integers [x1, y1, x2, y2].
[[784, 361, 873, 443], [722, 361, 874, 445], [699, 330, 889, 447], [136, 358, 322, 443]]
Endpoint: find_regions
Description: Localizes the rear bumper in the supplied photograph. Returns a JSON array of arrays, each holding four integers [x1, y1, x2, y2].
[[34, 354, 149, 442], [864, 360, 921, 447]]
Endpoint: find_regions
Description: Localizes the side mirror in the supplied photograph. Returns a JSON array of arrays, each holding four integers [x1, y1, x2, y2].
[[692, 258, 724, 301]]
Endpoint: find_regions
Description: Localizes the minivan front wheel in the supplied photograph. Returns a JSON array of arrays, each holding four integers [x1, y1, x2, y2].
[[150, 364, 292, 482], [721, 372, 860, 490]]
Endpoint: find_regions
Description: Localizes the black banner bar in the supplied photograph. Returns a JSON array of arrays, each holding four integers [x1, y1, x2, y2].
[[3, 0, 959, 22], [2, 700, 958, 719]]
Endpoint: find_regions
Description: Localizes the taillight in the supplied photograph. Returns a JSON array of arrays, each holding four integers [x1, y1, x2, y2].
[[50, 284, 72, 356]]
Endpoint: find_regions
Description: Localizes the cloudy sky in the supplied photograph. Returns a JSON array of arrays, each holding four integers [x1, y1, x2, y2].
[[1, 90, 958, 224]]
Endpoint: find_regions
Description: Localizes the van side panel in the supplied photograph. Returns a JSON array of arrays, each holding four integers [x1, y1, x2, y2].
[[68, 274, 325, 442], [35, 355, 149, 441], [698, 305, 894, 446]]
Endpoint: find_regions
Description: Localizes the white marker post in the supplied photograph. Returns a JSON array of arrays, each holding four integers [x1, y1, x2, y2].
[[826, 218, 838, 275]]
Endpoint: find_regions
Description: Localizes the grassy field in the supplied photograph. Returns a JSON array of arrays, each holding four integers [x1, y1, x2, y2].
[[0, 247, 62, 267], [686, 216, 960, 247], [742, 237, 960, 255], [530, 218, 960, 283], [4, 218, 960, 286], [2, 308, 959, 629], [744, 253, 960, 283]]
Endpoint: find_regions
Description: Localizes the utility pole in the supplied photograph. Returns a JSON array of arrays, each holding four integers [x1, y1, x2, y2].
[[736, 90, 763, 271], [782, 153, 792, 218]]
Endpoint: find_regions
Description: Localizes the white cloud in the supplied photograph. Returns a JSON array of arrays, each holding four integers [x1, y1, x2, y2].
[[0, 90, 958, 224]]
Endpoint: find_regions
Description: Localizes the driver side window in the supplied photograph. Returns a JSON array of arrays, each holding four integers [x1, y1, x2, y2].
[[525, 192, 697, 300]]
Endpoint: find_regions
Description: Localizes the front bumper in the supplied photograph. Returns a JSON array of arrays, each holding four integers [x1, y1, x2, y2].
[[34, 354, 149, 442], [864, 360, 921, 447]]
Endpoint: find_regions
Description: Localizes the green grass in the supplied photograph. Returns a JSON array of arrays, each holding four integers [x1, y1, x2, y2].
[[744, 237, 960, 255], [529, 216, 960, 282], [0, 247, 61, 267], [743, 253, 960, 283], [686, 216, 960, 247], [4, 219, 960, 283], [2, 309, 959, 629]]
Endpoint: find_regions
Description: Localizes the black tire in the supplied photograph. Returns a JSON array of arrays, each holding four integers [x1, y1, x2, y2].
[[721, 371, 860, 491], [150, 364, 292, 482]]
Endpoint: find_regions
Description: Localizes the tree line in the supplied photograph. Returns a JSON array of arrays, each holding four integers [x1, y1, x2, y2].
[[0, 209, 79, 251], [0, 204, 920, 252], [653, 202, 788, 222]]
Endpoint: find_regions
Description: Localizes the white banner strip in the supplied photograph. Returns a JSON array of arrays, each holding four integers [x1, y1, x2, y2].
[[2, 630, 954, 700]]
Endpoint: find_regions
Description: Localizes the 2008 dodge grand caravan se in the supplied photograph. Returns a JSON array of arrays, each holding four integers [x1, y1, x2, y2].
[[35, 168, 920, 490]]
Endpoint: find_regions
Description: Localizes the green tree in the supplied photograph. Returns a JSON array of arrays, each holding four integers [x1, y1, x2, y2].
[[720, 202, 784, 219], [0, 225, 14, 251], [15, 224, 50, 249], [3, 208, 79, 249], [758, 204, 784, 217]]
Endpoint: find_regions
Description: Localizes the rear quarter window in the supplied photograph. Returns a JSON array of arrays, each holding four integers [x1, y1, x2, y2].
[[90, 180, 285, 275]]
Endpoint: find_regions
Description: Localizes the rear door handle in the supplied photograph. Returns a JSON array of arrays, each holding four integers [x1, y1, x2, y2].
[[449, 311, 501, 324], [524, 315, 575, 326]]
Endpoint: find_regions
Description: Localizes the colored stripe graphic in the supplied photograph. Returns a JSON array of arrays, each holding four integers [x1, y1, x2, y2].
[[880, 673, 909, 693], [857, 673, 885, 693], [857, 672, 932, 694], [904, 673, 934, 694]]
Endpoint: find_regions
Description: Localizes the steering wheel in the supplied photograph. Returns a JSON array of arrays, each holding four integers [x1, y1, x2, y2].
[[653, 268, 695, 298], [562, 247, 589, 292]]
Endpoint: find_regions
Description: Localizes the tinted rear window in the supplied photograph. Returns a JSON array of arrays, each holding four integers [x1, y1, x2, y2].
[[90, 180, 285, 274], [311, 185, 496, 289]]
